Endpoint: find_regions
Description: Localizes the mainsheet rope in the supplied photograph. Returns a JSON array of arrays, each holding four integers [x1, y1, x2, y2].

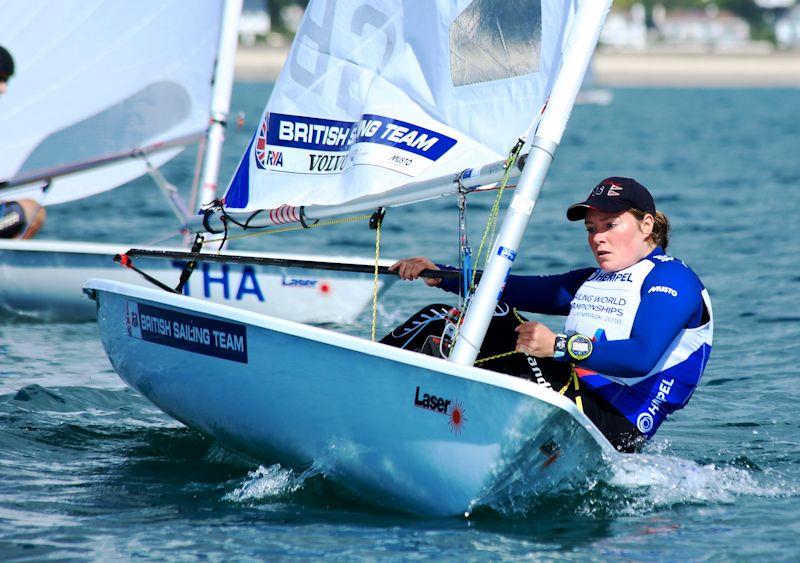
[[473, 308, 581, 408], [448, 139, 525, 353], [448, 98, 548, 359], [371, 213, 383, 342]]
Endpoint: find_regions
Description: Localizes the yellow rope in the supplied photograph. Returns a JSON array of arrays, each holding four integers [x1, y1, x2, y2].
[[202, 213, 373, 246], [371, 218, 381, 342], [573, 368, 583, 412], [469, 142, 524, 289], [448, 146, 524, 354], [472, 308, 527, 365], [470, 306, 584, 412], [474, 350, 517, 365], [449, 143, 525, 354]]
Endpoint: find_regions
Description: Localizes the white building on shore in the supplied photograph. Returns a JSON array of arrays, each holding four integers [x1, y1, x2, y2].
[[776, 6, 800, 47], [659, 8, 751, 49], [239, 0, 271, 45], [600, 4, 647, 50]]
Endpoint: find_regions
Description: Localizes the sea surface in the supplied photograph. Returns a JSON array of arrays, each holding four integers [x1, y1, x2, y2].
[[1, 86, 799, 560]]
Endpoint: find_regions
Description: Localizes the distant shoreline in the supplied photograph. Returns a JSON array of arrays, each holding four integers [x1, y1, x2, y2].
[[235, 45, 800, 87]]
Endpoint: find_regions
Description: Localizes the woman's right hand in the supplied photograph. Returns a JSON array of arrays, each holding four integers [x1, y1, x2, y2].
[[388, 257, 442, 287]]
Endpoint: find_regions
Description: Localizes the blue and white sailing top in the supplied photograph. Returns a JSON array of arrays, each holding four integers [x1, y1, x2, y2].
[[441, 247, 713, 438]]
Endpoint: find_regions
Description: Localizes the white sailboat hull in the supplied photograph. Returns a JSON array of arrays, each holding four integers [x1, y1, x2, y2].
[[86, 278, 615, 517], [0, 240, 392, 324]]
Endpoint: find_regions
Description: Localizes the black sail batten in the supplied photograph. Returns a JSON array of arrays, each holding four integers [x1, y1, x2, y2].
[[122, 248, 460, 280]]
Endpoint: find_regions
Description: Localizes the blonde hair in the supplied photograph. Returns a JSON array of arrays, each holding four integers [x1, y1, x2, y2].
[[630, 208, 670, 250]]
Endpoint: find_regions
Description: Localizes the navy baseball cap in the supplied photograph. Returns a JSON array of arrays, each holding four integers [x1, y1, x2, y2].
[[567, 177, 656, 221]]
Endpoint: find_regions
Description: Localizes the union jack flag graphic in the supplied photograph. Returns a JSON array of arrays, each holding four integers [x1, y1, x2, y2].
[[255, 118, 268, 169]]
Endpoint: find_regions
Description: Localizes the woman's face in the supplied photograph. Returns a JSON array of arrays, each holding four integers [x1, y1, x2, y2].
[[584, 209, 654, 272]]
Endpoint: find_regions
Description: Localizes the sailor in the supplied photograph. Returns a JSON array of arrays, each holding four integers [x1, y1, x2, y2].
[[387, 178, 713, 452], [0, 45, 47, 239], [0, 45, 13, 96]]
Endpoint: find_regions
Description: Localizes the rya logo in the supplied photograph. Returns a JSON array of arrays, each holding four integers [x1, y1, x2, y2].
[[255, 117, 284, 168]]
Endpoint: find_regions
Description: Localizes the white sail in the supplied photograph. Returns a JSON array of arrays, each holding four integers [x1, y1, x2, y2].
[[0, 0, 223, 205], [223, 0, 576, 213]]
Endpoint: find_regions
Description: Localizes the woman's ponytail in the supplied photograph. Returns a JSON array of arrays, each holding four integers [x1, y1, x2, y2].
[[651, 211, 670, 250], [631, 208, 670, 250]]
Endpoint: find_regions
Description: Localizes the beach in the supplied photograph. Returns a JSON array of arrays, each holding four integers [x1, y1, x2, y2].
[[235, 45, 800, 87]]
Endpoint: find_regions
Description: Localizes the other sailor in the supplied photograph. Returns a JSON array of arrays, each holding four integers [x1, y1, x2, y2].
[[0, 45, 47, 239], [387, 178, 713, 452], [0, 45, 13, 97]]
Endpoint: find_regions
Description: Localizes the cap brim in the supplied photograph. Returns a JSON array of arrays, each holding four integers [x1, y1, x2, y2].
[[566, 200, 633, 221], [566, 204, 590, 221]]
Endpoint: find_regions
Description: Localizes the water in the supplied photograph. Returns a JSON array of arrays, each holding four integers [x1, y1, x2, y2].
[[1, 86, 799, 560]]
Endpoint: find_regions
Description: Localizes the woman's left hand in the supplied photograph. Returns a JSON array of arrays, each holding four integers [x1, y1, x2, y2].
[[514, 321, 557, 357]]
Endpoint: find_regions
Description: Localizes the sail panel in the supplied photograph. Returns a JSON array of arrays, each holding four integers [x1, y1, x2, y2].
[[0, 0, 224, 205], [449, 0, 542, 87], [224, 0, 574, 212]]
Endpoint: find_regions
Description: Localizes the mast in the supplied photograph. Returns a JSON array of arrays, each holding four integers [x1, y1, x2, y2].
[[198, 0, 243, 209], [449, 0, 614, 366]]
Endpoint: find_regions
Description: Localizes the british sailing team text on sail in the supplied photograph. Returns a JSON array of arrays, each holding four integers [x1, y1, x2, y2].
[[274, 113, 451, 154]]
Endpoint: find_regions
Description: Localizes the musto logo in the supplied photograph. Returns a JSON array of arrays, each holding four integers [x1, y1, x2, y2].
[[414, 386, 466, 435]]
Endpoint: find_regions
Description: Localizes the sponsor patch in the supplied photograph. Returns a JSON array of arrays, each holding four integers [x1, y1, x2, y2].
[[652, 254, 674, 262], [539, 438, 561, 467], [125, 301, 248, 363], [255, 117, 285, 169], [267, 112, 457, 160], [497, 246, 517, 262], [636, 412, 654, 433], [587, 270, 634, 283], [636, 377, 674, 433], [414, 385, 465, 435], [281, 276, 318, 288], [308, 153, 346, 173], [510, 194, 535, 215], [647, 285, 678, 297], [388, 154, 413, 167]]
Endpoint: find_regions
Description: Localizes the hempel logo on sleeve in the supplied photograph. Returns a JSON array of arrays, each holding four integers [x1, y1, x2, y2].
[[647, 285, 678, 297]]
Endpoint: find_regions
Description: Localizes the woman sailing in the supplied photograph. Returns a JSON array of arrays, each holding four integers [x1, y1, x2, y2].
[[385, 177, 713, 452]]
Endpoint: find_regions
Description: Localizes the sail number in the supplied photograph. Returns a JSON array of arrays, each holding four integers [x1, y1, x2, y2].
[[289, 1, 397, 115]]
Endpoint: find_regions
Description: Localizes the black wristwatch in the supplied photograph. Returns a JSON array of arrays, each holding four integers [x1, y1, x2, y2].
[[553, 333, 568, 360]]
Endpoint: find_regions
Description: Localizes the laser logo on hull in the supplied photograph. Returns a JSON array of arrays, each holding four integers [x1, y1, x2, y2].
[[414, 386, 466, 435]]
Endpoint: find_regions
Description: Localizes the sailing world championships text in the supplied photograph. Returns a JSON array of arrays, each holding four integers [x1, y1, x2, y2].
[[128, 302, 248, 364], [266, 112, 457, 160]]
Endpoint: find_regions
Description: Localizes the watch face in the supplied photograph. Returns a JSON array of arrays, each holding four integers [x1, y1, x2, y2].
[[554, 335, 567, 359], [567, 334, 592, 361]]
